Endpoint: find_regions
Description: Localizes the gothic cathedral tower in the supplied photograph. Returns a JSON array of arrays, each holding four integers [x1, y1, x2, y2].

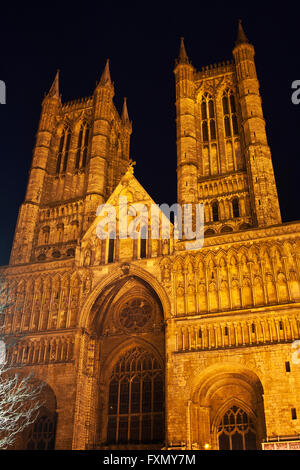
[[9, 61, 132, 266], [174, 21, 281, 235]]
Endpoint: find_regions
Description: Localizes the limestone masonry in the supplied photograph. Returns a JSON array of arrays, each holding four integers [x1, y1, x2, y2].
[[1, 21, 300, 450]]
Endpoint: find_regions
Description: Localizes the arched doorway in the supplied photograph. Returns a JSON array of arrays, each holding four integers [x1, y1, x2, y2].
[[190, 363, 266, 450], [86, 274, 166, 449]]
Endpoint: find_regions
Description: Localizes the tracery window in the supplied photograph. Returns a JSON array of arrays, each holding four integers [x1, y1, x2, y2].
[[222, 89, 239, 138], [201, 93, 216, 142], [56, 127, 71, 174], [200, 93, 219, 176], [75, 121, 90, 169], [118, 298, 152, 332], [26, 414, 56, 450], [218, 406, 257, 450], [222, 89, 243, 172], [107, 347, 164, 445]]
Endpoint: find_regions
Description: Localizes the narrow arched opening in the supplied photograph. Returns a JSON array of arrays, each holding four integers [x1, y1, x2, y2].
[[87, 274, 166, 450]]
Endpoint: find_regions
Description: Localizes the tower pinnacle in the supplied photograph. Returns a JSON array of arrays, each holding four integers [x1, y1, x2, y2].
[[235, 19, 250, 46], [99, 59, 113, 87], [121, 97, 131, 126], [177, 37, 190, 65], [48, 70, 60, 98]]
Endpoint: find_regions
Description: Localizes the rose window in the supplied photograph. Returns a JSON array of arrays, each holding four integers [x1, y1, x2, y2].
[[119, 298, 152, 331]]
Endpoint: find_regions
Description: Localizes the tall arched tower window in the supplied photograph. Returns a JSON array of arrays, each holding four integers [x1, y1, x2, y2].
[[75, 121, 90, 169], [222, 89, 243, 172], [107, 232, 115, 263], [212, 201, 219, 222], [56, 127, 72, 174], [232, 197, 240, 218], [106, 347, 164, 445], [222, 89, 238, 138], [200, 93, 219, 176], [201, 93, 216, 142], [140, 225, 147, 259]]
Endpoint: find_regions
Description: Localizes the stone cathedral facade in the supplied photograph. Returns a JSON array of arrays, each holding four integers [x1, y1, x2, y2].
[[1, 22, 300, 450]]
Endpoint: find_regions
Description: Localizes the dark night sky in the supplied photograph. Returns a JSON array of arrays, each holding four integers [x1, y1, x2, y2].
[[0, 2, 299, 266]]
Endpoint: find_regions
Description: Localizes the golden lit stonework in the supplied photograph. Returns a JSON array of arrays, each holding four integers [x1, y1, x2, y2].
[[1, 22, 300, 450]]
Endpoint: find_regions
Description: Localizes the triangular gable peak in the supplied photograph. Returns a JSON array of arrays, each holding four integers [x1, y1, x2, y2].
[[78, 165, 174, 266]]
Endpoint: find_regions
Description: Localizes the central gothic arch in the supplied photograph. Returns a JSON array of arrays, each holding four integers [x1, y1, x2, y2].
[[72, 266, 167, 450]]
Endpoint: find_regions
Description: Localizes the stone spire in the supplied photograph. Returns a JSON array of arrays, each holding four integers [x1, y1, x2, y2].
[[235, 19, 250, 46], [99, 58, 113, 87], [48, 70, 60, 98], [121, 97, 131, 126], [177, 37, 190, 65]]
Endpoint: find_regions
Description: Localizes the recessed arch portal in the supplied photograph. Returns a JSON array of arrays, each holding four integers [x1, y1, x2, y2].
[[80, 267, 167, 450], [190, 363, 266, 450]]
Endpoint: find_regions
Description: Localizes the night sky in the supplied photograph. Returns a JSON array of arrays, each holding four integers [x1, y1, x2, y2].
[[0, 3, 299, 266]]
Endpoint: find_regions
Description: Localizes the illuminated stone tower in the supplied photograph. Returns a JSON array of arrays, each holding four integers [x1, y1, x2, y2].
[[9, 61, 132, 266], [174, 21, 281, 236]]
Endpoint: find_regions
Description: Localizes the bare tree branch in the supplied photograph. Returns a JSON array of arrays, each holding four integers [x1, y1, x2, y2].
[[0, 363, 45, 449]]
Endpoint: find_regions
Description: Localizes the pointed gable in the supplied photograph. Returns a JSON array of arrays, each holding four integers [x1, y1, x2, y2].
[[78, 164, 173, 265]]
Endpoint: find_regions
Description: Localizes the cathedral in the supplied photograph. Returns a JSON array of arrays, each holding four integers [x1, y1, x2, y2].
[[1, 21, 300, 451]]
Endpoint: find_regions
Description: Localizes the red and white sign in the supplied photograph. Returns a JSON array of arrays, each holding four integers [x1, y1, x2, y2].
[[262, 441, 300, 450]]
